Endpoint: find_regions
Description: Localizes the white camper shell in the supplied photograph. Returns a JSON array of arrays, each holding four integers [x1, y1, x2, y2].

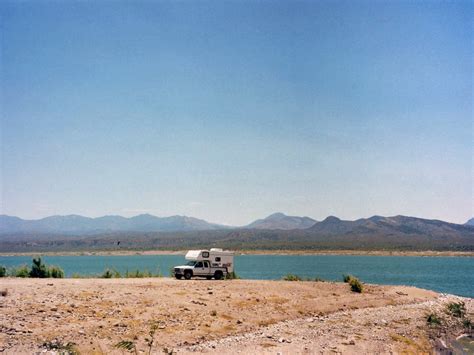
[[173, 248, 234, 280]]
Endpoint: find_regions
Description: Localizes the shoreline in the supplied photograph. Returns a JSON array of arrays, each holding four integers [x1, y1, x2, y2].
[[1, 249, 473, 257]]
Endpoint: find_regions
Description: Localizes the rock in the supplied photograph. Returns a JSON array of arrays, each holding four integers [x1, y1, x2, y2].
[[278, 337, 285, 343], [237, 320, 243, 324]]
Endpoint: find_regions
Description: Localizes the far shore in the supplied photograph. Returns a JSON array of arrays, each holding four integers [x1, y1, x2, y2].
[[1, 249, 473, 257]]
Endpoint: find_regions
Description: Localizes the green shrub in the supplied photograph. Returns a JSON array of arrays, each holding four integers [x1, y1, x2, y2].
[[446, 302, 466, 318], [282, 274, 302, 281], [347, 276, 363, 293], [48, 265, 65, 278], [13, 265, 30, 277], [225, 271, 240, 280], [427, 313, 441, 326], [71, 273, 84, 279], [30, 257, 49, 278], [0, 265, 6, 277], [115, 340, 137, 354]]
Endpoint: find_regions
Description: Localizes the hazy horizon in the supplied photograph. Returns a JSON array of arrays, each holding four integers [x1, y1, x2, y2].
[[1, 1, 472, 226]]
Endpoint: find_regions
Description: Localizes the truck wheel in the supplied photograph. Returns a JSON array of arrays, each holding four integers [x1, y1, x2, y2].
[[214, 271, 223, 280], [175, 275, 182, 280], [184, 271, 192, 280]]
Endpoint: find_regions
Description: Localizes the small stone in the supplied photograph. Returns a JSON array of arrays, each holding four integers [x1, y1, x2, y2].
[[236, 320, 243, 324], [278, 337, 285, 343]]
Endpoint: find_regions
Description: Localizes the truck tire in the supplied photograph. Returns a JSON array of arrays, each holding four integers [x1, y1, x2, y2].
[[175, 275, 182, 280], [214, 271, 223, 280], [184, 270, 192, 280]]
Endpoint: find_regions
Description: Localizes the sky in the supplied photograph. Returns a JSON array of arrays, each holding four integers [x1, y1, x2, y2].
[[0, 0, 472, 226]]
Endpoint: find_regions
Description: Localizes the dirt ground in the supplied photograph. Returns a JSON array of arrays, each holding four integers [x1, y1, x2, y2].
[[0, 278, 471, 354]]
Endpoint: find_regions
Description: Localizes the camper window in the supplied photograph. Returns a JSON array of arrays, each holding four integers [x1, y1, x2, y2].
[[215, 257, 221, 262], [202, 252, 209, 258]]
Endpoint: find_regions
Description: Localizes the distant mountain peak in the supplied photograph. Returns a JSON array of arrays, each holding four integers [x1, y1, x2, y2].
[[266, 212, 287, 219], [465, 218, 474, 226], [322, 216, 341, 222], [246, 212, 317, 230]]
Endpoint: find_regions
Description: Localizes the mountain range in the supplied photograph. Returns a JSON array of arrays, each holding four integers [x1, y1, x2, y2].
[[0, 214, 227, 234], [1, 212, 473, 235], [1, 213, 473, 252]]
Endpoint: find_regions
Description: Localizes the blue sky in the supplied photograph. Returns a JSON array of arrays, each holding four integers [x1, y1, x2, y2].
[[1, 1, 472, 225]]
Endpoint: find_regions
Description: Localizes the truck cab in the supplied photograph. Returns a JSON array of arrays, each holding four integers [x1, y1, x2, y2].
[[173, 249, 234, 280]]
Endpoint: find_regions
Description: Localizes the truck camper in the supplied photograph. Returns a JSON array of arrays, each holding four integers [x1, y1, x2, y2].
[[173, 248, 234, 280]]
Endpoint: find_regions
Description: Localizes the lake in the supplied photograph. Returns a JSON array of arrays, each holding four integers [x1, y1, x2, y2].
[[1, 254, 473, 298]]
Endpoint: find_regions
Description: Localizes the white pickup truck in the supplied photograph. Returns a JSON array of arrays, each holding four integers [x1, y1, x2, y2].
[[173, 249, 234, 280]]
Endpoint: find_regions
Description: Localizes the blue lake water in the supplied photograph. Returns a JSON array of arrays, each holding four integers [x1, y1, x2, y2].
[[0, 254, 473, 298]]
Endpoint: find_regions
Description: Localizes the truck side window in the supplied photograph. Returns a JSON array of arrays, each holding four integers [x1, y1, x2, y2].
[[215, 257, 221, 262], [203, 261, 209, 267], [195, 262, 203, 268]]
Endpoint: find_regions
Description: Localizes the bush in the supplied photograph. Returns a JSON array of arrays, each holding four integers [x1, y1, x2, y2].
[[30, 257, 49, 278], [446, 302, 466, 318], [427, 313, 441, 326], [13, 265, 30, 277], [0, 265, 6, 277], [48, 265, 65, 278], [349, 278, 363, 293], [225, 271, 240, 280], [343, 275, 363, 293], [463, 318, 472, 330], [282, 274, 302, 281]]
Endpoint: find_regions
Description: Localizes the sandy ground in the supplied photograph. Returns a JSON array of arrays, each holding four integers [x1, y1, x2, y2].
[[0, 278, 472, 354]]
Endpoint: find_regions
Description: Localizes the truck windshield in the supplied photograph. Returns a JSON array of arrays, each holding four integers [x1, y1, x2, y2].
[[186, 261, 196, 266]]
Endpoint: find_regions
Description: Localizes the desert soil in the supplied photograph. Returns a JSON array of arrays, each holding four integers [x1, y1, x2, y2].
[[0, 278, 472, 354]]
